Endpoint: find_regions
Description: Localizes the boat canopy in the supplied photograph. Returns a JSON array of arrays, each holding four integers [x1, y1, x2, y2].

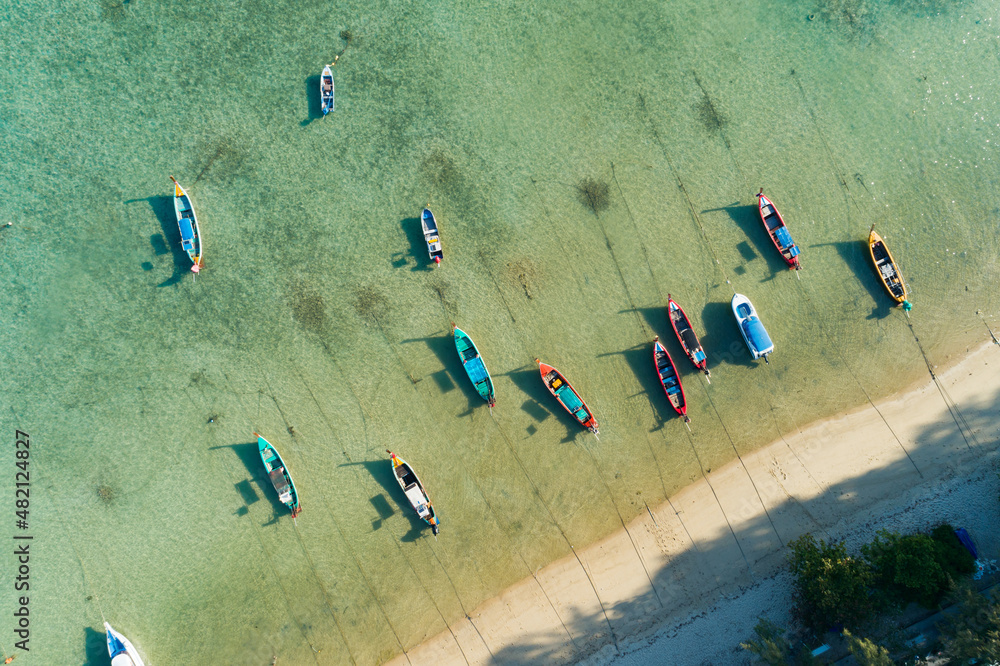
[[179, 217, 195, 241], [555, 384, 584, 412], [743, 317, 773, 353], [404, 484, 431, 517], [774, 226, 795, 250], [112, 654, 136, 666], [465, 357, 489, 385], [269, 468, 292, 503]]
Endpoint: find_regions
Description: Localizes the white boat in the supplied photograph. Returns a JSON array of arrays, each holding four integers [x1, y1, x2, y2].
[[320, 64, 335, 115], [421, 208, 443, 265], [732, 293, 774, 362], [388, 450, 440, 535], [105, 622, 146, 666]]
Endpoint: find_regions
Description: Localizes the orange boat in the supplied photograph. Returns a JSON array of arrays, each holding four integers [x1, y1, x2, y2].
[[536, 359, 599, 437]]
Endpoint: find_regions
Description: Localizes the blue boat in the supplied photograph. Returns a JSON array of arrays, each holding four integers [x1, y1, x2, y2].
[[105, 622, 145, 666], [453, 324, 495, 408], [421, 208, 443, 264], [256, 433, 301, 518], [321, 64, 335, 115], [732, 293, 774, 362], [169, 176, 202, 275]]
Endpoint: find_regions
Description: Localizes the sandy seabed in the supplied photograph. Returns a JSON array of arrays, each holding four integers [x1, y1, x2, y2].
[[389, 340, 1000, 665]]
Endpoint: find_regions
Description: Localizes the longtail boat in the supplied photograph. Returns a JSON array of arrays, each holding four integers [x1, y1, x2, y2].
[[169, 175, 203, 274], [388, 450, 440, 535], [653, 337, 689, 422], [320, 64, 335, 115], [453, 324, 495, 408], [535, 359, 599, 437], [868, 225, 911, 309], [421, 208, 443, 265], [732, 293, 774, 363], [105, 622, 145, 666], [757, 189, 801, 270], [667, 294, 711, 382], [256, 433, 301, 518]]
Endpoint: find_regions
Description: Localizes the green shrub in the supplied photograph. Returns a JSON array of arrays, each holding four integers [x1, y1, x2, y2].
[[789, 534, 875, 632], [863, 525, 975, 608], [938, 586, 1000, 663]]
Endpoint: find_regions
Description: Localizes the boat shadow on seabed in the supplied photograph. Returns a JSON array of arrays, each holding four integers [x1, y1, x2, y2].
[[811, 240, 894, 320], [504, 366, 590, 444], [300, 74, 322, 127], [391, 217, 436, 271], [704, 202, 789, 278], [207, 442, 291, 523], [338, 460, 429, 542], [82, 625, 108, 666], [124, 195, 191, 287]]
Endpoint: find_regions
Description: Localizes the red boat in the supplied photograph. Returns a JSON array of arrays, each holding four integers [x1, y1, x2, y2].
[[756, 189, 801, 270], [667, 295, 711, 382], [535, 359, 599, 437], [653, 337, 689, 422]]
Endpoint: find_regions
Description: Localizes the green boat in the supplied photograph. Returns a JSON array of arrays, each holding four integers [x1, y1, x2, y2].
[[256, 433, 301, 518], [453, 324, 495, 409]]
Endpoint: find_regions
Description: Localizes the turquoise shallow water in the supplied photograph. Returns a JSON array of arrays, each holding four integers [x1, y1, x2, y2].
[[1, 0, 999, 663]]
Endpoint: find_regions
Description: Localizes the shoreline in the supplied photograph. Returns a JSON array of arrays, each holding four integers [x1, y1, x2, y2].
[[389, 340, 1000, 665]]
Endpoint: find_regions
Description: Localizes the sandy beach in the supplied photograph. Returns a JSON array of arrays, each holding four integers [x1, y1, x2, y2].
[[389, 339, 1000, 665]]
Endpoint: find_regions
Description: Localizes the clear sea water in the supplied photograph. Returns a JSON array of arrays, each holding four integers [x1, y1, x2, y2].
[[1, 0, 998, 662]]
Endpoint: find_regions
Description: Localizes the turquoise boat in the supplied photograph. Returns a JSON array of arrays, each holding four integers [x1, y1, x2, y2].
[[255, 433, 301, 517], [453, 324, 495, 408]]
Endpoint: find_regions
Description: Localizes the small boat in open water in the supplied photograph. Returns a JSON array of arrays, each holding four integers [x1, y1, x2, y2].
[[321, 64, 335, 115], [653, 336, 689, 422], [453, 325, 495, 408], [667, 295, 711, 382], [421, 208, 443, 265], [105, 622, 145, 666], [256, 433, 301, 518], [757, 190, 801, 270], [536, 359, 599, 437], [732, 293, 774, 362], [170, 176, 202, 274], [388, 450, 440, 535], [868, 225, 911, 309]]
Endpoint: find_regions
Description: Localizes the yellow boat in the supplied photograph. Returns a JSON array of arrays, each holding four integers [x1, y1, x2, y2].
[[868, 225, 910, 308]]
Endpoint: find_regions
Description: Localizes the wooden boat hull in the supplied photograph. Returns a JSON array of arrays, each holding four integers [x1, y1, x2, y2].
[[105, 622, 145, 666], [732, 293, 774, 360], [170, 176, 202, 273], [667, 295, 710, 381], [653, 337, 689, 421], [321, 65, 335, 115], [757, 191, 801, 270], [536, 359, 599, 435], [453, 325, 495, 406], [256, 433, 301, 517], [868, 227, 909, 305], [421, 208, 443, 264], [388, 451, 440, 535]]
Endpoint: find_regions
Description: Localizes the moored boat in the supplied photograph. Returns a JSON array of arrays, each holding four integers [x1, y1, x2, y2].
[[653, 336, 689, 422], [421, 208, 443, 265], [453, 324, 495, 408], [105, 622, 145, 666], [170, 176, 202, 274], [757, 189, 801, 270], [387, 450, 440, 535], [256, 433, 301, 518], [667, 294, 711, 382], [535, 359, 599, 437], [868, 225, 911, 309], [320, 64, 335, 115], [732, 293, 774, 362]]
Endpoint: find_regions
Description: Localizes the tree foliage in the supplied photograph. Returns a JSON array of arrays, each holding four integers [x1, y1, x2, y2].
[[862, 526, 975, 608], [842, 629, 893, 666], [788, 534, 875, 633], [741, 619, 818, 666], [938, 586, 1000, 663]]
